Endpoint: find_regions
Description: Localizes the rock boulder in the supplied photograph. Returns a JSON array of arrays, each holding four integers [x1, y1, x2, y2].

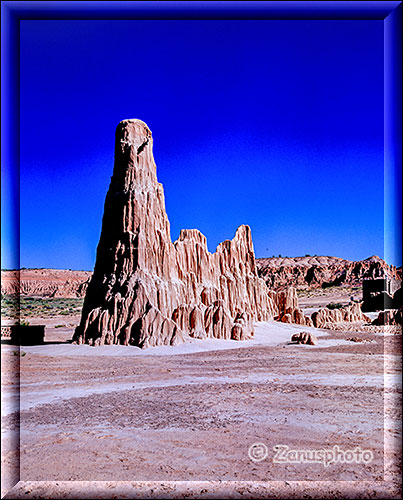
[[291, 332, 317, 345]]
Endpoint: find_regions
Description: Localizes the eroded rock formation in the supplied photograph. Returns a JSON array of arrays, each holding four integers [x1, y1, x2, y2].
[[372, 308, 402, 326], [73, 119, 276, 347], [257, 255, 401, 292], [268, 287, 313, 326], [311, 303, 371, 329]]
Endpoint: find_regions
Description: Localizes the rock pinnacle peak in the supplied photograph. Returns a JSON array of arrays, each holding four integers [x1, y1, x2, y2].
[[73, 120, 277, 347]]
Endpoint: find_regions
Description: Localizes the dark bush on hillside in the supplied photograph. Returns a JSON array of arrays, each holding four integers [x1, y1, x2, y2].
[[326, 302, 344, 310]]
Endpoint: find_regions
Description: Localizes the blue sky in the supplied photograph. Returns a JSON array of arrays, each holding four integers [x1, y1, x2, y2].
[[15, 19, 387, 270]]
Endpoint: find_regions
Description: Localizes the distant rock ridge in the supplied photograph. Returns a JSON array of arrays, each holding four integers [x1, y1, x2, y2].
[[256, 255, 401, 291], [73, 119, 278, 347], [1, 269, 91, 298], [5, 253, 400, 300]]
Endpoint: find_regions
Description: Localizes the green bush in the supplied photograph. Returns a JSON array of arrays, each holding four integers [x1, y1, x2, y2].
[[326, 302, 344, 310]]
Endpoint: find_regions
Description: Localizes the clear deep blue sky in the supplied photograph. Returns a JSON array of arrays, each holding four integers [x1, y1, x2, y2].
[[17, 19, 386, 271]]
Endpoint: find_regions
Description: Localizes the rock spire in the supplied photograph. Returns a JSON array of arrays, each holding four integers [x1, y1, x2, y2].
[[73, 119, 276, 347]]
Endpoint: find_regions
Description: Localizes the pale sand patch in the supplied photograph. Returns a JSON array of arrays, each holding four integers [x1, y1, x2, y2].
[[15, 321, 348, 358], [302, 306, 321, 315], [365, 311, 381, 321]]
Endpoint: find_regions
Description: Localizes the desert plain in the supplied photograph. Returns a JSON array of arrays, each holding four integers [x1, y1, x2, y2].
[[1, 286, 402, 499]]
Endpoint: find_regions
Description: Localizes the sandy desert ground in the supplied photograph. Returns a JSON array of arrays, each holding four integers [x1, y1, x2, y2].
[[1, 297, 402, 499]]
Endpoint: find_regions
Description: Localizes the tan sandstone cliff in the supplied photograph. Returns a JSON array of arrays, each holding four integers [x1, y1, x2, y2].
[[73, 119, 278, 347]]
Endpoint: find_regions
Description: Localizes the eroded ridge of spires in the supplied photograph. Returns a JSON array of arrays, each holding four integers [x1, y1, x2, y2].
[[73, 119, 278, 347]]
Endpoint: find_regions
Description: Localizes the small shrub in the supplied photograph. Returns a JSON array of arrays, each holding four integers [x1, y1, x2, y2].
[[326, 302, 344, 310]]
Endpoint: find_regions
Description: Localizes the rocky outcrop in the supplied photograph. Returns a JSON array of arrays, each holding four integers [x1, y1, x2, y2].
[[372, 308, 402, 326], [291, 332, 317, 345], [73, 119, 276, 348], [257, 255, 401, 292], [311, 303, 371, 329], [1, 269, 91, 298], [268, 287, 313, 326]]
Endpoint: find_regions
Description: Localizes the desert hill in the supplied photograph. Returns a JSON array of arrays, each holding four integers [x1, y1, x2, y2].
[[1, 269, 91, 298], [256, 254, 401, 291]]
